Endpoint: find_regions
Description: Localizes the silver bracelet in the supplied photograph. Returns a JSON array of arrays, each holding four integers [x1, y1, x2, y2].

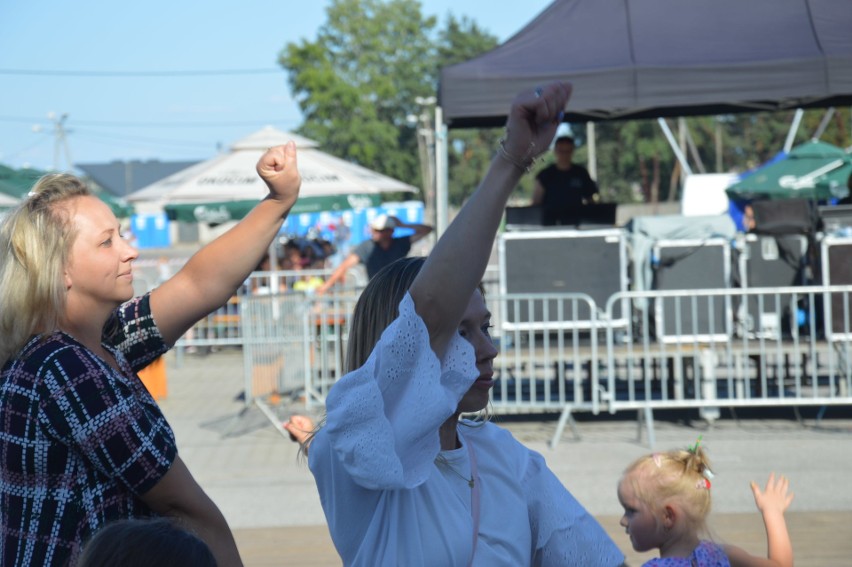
[[497, 138, 537, 173]]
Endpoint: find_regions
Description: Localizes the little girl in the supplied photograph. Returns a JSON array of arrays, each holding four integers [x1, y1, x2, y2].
[[617, 439, 793, 567]]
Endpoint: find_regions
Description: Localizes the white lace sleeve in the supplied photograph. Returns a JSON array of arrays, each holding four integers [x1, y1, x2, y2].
[[322, 292, 478, 490], [525, 451, 625, 567]]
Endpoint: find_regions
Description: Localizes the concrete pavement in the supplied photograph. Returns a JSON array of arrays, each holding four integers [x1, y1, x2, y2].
[[156, 348, 852, 566]]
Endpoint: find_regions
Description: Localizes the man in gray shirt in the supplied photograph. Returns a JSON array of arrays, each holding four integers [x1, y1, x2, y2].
[[317, 214, 432, 293]]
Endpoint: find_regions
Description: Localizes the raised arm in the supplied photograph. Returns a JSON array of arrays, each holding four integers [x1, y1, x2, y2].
[[409, 83, 572, 358], [725, 473, 794, 567], [316, 252, 361, 295], [150, 143, 301, 346], [390, 217, 433, 244]]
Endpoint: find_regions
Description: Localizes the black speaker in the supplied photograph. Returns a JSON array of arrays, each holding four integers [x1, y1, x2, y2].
[[499, 229, 628, 329], [821, 236, 852, 339], [652, 238, 731, 342], [505, 206, 543, 228], [541, 203, 618, 228], [735, 234, 807, 339], [818, 204, 852, 233], [751, 198, 818, 235]]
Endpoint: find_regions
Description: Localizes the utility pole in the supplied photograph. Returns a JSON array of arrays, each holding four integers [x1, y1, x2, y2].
[[48, 112, 73, 171], [409, 96, 437, 229]]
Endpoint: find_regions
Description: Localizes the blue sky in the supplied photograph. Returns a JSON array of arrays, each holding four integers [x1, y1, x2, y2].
[[0, 0, 554, 173]]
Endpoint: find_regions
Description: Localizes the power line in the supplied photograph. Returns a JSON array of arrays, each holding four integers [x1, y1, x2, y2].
[[0, 68, 283, 77], [73, 129, 218, 150], [0, 116, 46, 123], [0, 115, 301, 129], [2, 136, 51, 161], [69, 118, 301, 129]]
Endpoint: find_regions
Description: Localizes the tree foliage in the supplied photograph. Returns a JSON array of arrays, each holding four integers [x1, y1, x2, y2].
[[281, 1, 851, 209], [280, 0, 437, 188], [434, 16, 500, 207], [589, 107, 850, 204], [280, 1, 503, 211]]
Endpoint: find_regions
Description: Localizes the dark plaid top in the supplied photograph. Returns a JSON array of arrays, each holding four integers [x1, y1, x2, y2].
[[0, 293, 175, 567]]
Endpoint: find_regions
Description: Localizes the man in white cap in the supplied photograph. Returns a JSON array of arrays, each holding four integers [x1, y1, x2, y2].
[[316, 214, 432, 294]]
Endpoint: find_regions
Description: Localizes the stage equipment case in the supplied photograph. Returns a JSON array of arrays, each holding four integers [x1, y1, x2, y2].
[[821, 235, 852, 340], [498, 228, 628, 331], [734, 233, 808, 340], [651, 238, 732, 343]]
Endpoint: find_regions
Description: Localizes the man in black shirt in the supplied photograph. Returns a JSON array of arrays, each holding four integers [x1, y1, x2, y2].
[[532, 136, 599, 226]]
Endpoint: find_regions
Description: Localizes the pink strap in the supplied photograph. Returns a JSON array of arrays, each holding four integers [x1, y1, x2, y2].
[[461, 432, 480, 567]]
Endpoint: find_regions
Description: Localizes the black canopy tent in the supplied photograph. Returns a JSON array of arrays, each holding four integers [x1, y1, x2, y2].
[[432, 0, 852, 233], [438, 0, 852, 129]]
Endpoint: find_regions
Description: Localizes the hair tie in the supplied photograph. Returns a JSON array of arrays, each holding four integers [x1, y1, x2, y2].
[[688, 435, 703, 454], [652, 453, 662, 468]]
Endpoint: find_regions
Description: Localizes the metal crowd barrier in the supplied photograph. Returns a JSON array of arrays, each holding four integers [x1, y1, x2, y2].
[[594, 285, 852, 448], [239, 289, 359, 417], [174, 268, 852, 449], [243, 268, 496, 412], [173, 269, 332, 359]]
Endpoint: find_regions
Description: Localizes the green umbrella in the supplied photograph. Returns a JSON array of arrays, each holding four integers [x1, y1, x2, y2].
[[0, 164, 44, 198], [164, 193, 382, 223], [726, 140, 852, 201], [0, 164, 135, 218]]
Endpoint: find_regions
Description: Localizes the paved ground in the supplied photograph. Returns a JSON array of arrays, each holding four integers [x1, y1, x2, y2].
[[156, 349, 852, 566]]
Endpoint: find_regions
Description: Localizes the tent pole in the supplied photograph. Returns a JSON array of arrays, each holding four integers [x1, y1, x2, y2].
[[678, 118, 688, 187], [586, 122, 597, 181], [657, 118, 693, 176], [715, 120, 723, 172], [812, 107, 835, 140], [684, 124, 707, 174], [783, 108, 804, 153], [435, 106, 449, 237]]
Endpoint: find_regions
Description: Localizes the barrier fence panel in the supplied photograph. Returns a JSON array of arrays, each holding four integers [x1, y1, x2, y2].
[[241, 293, 312, 407], [600, 285, 852, 447], [491, 293, 602, 413], [236, 271, 359, 412], [240, 284, 851, 432], [303, 291, 360, 410], [171, 267, 852, 447]]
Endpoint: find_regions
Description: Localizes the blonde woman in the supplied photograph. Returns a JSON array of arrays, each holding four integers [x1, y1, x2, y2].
[[0, 144, 301, 566]]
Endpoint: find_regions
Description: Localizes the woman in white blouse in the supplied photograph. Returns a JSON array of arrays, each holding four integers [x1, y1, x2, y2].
[[306, 83, 625, 567]]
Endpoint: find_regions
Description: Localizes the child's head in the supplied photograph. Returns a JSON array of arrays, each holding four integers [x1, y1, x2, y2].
[[77, 518, 216, 567], [617, 441, 714, 553]]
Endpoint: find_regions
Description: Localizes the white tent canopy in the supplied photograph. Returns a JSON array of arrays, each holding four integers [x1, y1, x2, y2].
[[128, 126, 417, 219], [0, 192, 19, 209]]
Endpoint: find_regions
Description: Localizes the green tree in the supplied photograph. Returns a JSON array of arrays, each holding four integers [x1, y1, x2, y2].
[[279, 2, 503, 211], [587, 107, 850, 205], [434, 16, 501, 207], [279, 0, 437, 190], [590, 119, 674, 203]]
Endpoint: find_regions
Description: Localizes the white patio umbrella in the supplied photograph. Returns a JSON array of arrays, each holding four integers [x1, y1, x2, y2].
[[0, 191, 19, 211], [127, 126, 417, 223]]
